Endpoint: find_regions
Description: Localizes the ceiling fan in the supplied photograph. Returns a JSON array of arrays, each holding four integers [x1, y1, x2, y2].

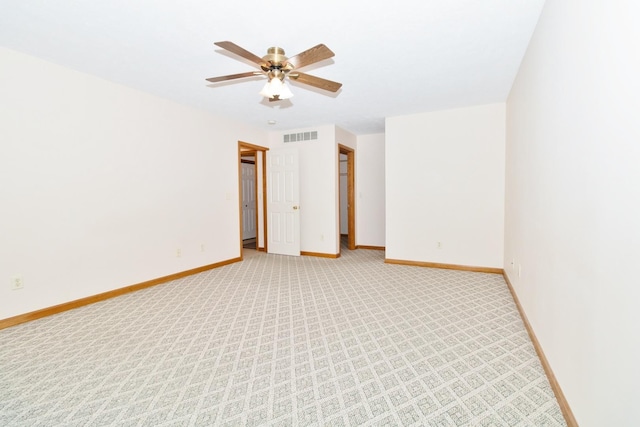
[[206, 41, 342, 101]]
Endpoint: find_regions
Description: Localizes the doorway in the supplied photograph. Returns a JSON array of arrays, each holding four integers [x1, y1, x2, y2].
[[241, 155, 257, 249], [338, 144, 355, 252], [238, 141, 268, 257]]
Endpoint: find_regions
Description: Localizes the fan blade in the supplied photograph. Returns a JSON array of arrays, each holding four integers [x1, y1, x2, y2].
[[206, 71, 262, 83], [289, 72, 342, 92], [214, 41, 265, 68], [287, 44, 335, 69]]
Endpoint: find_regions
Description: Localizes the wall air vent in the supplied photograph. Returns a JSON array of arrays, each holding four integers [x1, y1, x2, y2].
[[283, 131, 318, 143]]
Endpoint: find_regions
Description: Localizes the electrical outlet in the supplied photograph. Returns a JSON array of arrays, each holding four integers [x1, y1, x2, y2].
[[436, 241, 442, 249], [10, 274, 24, 290], [200, 244, 205, 252], [176, 248, 182, 258]]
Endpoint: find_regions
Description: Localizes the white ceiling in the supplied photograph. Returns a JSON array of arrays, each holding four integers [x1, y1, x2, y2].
[[0, 0, 546, 135]]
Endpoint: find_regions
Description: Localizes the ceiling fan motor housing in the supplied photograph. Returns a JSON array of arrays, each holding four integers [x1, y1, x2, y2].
[[264, 47, 286, 64], [262, 47, 292, 81]]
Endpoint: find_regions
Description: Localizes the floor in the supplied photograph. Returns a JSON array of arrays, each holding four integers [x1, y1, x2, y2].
[[243, 238, 257, 250], [0, 247, 566, 426]]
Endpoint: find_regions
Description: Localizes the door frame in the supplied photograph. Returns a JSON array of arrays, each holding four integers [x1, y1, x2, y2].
[[238, 141, 269, 257], [338, 144, 356, 251]]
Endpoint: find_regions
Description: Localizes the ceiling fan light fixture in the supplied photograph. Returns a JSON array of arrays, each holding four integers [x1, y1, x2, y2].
[[259, 76, 293, 99], [259, 81, 272, 98], [279, 83, 294, 100], [269, 76, 283, 93]]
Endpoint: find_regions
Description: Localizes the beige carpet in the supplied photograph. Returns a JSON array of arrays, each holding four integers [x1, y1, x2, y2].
[[0, 247, 566, 426]]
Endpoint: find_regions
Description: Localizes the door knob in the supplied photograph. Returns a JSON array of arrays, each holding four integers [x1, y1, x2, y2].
[[293, 206, 299, 210]]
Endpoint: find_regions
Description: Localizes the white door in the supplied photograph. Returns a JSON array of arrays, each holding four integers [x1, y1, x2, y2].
[[267, 148, 300, 256], [241, 162, 256, 240]]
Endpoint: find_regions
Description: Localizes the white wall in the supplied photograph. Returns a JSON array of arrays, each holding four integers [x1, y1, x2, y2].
[[269, 125, 339, 255], [356, 133, 385, 247], [0, 48, 266, 320], [386, 104, 505, 268], [505, 1, 640, 425]]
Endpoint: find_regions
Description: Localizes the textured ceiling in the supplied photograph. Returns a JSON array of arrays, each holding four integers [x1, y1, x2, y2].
[[0, 0, 546, 135]]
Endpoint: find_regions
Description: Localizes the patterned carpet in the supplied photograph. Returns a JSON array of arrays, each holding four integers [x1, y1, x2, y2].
[[0, 248, 566, 426]]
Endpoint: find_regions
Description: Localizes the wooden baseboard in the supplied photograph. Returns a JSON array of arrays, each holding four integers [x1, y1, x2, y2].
[[502, 272, 578, 426], [301, 251, 340, 259], [0, 257, 242, 331], [357, 245, 385, 251], [384, 258, 503, 274]]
